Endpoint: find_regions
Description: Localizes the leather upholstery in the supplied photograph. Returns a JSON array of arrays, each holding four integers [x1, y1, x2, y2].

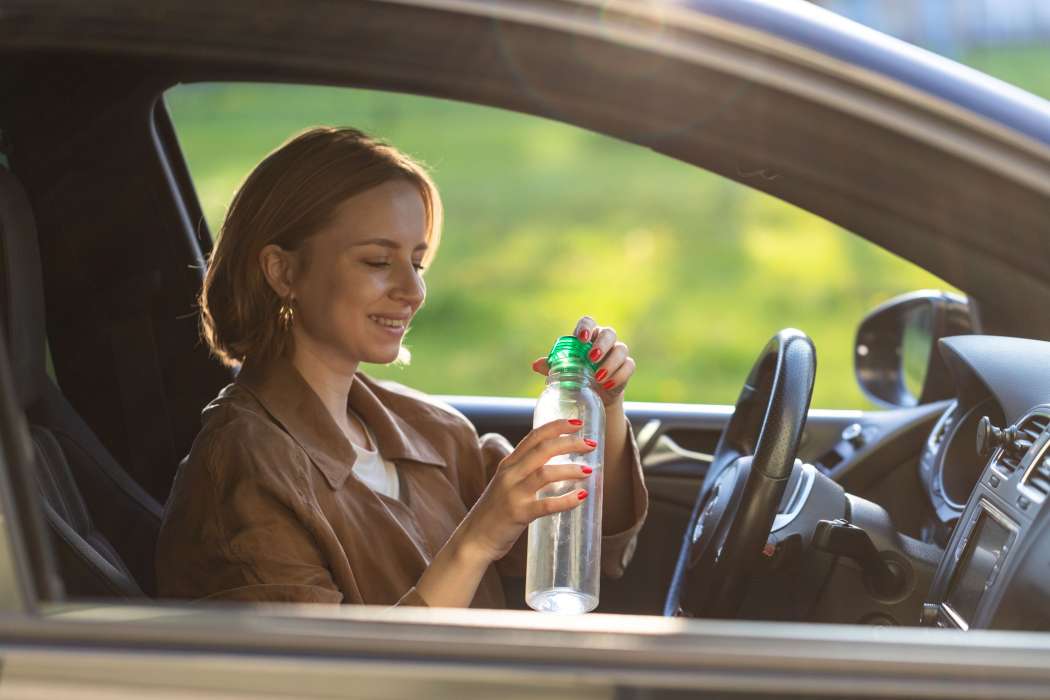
[[0, 166, 159, 598], [32, 426, 142, 597], [0, 168, 45, 409]]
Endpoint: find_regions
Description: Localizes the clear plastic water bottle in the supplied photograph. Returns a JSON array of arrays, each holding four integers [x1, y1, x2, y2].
[[525, 335, 605, 614]]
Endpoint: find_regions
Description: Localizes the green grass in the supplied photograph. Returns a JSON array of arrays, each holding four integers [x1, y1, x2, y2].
[[165, 44, 1046, 409], [962, 44, 1050, 101]]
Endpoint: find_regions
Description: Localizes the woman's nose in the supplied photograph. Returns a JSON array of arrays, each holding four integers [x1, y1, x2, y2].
[[391, 262, 425, 306]]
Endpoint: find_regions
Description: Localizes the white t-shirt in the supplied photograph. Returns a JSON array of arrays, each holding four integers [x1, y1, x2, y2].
[[350, 410, 400, 501]]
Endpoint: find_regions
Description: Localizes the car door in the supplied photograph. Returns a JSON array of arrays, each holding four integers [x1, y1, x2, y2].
[[4, 0, 1050, 696]]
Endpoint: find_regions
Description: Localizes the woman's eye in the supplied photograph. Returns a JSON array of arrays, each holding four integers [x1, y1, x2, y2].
[[365, 260, 425, 272]]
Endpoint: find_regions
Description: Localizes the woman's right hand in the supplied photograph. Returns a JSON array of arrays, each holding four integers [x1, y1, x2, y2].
[[461, 418, 596, 564]]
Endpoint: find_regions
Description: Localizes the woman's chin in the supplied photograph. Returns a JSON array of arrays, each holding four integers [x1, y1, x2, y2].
[[361, 345, 402, 365]]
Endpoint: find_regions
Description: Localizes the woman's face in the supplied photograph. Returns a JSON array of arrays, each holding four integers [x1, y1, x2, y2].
[[288, 179, 428, 368]]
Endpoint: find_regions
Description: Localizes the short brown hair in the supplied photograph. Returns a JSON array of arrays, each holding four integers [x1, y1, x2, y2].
[[199, 126, 443, 369]]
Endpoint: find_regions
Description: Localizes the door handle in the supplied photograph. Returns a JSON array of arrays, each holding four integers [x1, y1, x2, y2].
[[636, 419, 713, 469]]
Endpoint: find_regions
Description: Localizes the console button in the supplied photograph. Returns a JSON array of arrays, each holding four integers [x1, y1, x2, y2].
[[921, 603, 940, 626], [990, 474, 1001, 488], [1018, 495, 1031, 510]]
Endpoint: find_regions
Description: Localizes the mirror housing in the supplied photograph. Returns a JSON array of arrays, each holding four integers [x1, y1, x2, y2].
[[855, 290, 975, 407]]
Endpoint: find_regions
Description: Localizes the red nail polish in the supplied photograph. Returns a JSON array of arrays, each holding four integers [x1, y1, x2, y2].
[[578, 490, 588, 500], [595, 369, 607, 382], [603, 379, 616, 390], [582, 466, 593, 474], [579, 329, 589, 341], [568, 418, 583, 426], [589, 348, 601, 361], [584, 438, 597, 447]]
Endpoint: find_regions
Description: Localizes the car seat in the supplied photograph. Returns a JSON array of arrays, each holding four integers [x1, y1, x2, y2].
[[0, 165, 160, 598]]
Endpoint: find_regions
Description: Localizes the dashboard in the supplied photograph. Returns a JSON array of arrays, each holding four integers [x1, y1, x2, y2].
[[919, 336, 1050, 631]]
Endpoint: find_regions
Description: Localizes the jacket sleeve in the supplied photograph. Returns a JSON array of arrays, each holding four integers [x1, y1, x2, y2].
[[469, 414, 649, 580]]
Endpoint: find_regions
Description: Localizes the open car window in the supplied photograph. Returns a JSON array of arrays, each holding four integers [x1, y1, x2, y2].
[[165, 82, 955, 410]]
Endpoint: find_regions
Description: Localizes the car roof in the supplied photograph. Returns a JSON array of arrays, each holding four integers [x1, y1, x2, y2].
[[689, 0, 1050, 147]]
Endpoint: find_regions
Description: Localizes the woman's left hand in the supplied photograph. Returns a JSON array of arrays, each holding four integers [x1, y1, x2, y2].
[[531, 315, 635, 406]]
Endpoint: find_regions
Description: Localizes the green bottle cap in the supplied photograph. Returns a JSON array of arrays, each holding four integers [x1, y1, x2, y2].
[[546, 335, 600, 373]]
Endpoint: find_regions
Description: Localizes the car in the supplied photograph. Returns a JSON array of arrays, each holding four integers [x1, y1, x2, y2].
[[2, 0, 1050, 696]]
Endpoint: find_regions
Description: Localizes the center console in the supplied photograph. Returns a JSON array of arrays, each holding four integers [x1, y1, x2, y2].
[[923, 407, 1050, 629]]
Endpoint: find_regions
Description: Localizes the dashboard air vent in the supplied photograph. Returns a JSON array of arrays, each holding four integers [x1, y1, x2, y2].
[[995, 413, 1049, 477], [1025, 449, 1050, 499], [1018, 414, 1050, 446], [995, 442, 1025, 476]]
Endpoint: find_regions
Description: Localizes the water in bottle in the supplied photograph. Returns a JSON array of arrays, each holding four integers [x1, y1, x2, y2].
[[525, 335, 605, 614]]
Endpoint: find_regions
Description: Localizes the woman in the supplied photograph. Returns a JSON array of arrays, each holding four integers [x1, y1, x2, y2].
[[156, 127, 648, 608]]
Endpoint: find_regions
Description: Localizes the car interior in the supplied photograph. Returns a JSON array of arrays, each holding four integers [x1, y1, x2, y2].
[[0, 143, 942, 617], [2, 5, 1050, 637]]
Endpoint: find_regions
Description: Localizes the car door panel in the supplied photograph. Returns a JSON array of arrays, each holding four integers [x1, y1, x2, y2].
[[4, 604, 1050, 699]]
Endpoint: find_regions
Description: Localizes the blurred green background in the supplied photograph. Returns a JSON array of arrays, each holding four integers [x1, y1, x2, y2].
[[165, 44, 1050, 408]]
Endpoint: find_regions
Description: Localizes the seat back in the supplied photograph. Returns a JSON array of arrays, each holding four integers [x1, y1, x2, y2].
[[0, 165, 160, 598], [32, 426, 143, 597]]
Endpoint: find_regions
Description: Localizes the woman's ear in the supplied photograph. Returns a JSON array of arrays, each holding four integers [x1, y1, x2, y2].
[[259, 243, 297, 298]]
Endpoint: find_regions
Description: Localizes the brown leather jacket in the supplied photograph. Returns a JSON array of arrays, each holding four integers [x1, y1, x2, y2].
[[155, 355, 648, 608]]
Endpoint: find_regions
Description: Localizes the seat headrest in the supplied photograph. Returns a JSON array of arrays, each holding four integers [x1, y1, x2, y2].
[[0, 167, 47, 409]]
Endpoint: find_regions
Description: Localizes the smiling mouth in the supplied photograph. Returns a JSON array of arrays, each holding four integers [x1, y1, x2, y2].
[[368, 315, 408, 329]]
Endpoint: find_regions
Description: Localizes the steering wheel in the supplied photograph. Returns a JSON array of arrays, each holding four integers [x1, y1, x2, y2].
[[664, 329, 816, 618]]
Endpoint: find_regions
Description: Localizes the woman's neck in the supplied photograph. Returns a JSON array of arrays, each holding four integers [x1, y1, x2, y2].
[[287, 337, 359, 433]]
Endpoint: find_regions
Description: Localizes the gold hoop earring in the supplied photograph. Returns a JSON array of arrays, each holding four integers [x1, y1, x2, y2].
[[278, 298, 295, 332]]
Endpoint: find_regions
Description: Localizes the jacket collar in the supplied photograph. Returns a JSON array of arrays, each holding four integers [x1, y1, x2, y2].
[[236, 354, 447, 489]]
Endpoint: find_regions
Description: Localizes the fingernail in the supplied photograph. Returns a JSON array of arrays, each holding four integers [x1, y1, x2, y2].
[[595, 368, 608, 382], [568, 418, 583, 426], [603, 379, 616, 390], [584, 438, 597, 448], [578, 490, 588, 500], [579, 329, 589, 341], [581, 466, 593, 474], [589, 347, 601, 361]]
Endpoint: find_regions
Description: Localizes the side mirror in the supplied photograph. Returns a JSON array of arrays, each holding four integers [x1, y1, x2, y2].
[[855, 290, 975, 407]]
